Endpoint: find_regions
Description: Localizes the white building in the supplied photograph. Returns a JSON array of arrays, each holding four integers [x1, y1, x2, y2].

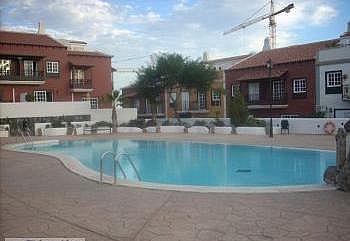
[[316, 22, 350, 117]]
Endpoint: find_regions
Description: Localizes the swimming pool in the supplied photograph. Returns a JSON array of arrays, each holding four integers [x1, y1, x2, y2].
[[20, 139, 335, 187]]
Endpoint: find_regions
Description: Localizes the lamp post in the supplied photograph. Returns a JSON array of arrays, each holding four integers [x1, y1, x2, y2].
[[266, 58, 273, 138]]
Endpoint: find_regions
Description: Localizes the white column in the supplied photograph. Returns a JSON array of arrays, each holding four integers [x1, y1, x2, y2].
[[71, 93, 74, 102], [12, 88, 15, 102]]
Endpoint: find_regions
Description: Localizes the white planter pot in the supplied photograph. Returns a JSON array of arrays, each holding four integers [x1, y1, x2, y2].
[[145, 126, 157, 133], [188, 126, 209, 134], [45, 128, 67, 136], [75, 127, 84, 135], [96, 126, 112, 134], [117, 127, 143, 133], [160, 126, 185, 133], [34, 123, 50, 136], [0, 130, 9, 137], [236, 127, 266, 135], [214, 127, 232, 134]]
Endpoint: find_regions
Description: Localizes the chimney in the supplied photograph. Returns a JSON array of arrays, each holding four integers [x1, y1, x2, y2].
[[202, 51, 209, 62], [37, 21, 45, 34], [262, 37, 271, 51]]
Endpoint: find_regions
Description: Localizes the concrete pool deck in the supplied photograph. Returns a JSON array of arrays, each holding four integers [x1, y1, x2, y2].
[[1, 134, 350, 241]]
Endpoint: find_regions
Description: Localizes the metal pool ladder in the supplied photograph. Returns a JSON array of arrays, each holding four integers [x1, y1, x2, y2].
[[18, 128, 33, 148], [99, 151, 141, 184]]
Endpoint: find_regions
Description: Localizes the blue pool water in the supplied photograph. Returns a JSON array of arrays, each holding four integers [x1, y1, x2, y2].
[[21, 139, 335, 187]]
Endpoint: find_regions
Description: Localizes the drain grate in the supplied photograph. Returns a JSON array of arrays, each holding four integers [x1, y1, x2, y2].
[[236, 169, 252, 173]]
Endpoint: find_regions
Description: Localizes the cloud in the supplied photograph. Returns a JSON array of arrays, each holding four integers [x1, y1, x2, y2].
[[311, 5, 337, 25], [1, 0, 341, 88]]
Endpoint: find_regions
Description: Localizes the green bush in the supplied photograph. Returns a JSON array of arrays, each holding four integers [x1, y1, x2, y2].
[[120, 119, 146, 128], [192, 120, 207, 126], [243, 117, 266, 127], [229, 89, 249, 126], [50, 119, 65, 128], [95, 121, 112, 127]]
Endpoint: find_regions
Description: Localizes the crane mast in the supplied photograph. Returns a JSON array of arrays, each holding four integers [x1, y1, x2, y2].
[[223, 1, 294, 49]]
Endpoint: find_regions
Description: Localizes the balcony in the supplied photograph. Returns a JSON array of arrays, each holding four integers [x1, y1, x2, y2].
[[246, 93, 288, 109], [70, 79, 93, 92], [0, 71, 45, 85]]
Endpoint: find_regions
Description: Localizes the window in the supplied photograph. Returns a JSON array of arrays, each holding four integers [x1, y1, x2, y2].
[[145, 99, 151, 113], [169, 92, 177, 104], [198, 92, 206, 110], [231, 84, 240, 97], [272, 80, 284, 101], [24, 60, 34, 76], [181, 91, 190, 111], [325, 70, 342, 94], [326, 71, 342, 87], [0, 59, 11, 75], [71, 69, 85, 80], [248, 82, 259, 102], [293, 79, 307, 93], [211, 90, 221, 106], [34, 90, 47, 102], [46, 61, 59, 73], [82, 97, 98, 109]]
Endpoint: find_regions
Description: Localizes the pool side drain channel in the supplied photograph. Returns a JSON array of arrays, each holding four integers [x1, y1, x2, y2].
[[236, 169, 252, 173]]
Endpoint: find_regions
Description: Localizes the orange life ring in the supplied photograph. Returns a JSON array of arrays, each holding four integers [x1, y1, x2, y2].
[[324, 121, 336, 135]]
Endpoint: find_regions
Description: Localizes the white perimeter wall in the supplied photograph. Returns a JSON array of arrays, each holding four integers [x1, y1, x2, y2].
[[90, 108, 137, 125], [0, 102, 137, 125], [0, 101, 91, 118], [261, 118, 349, 135]]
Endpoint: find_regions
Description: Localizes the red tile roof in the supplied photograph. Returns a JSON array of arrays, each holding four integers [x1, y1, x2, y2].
[[236, 69, 288, 81], [231, 39, 337, 70], [68, 50, 112, 58], [0, 30, 66, 48]]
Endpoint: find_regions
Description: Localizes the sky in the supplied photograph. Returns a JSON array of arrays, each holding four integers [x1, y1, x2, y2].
[[0, 0, 349, 89]]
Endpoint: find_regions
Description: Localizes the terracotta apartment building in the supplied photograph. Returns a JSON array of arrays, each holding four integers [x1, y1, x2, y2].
[[122, 54, 250, 119], [0, 29, 114, 109], [225, 40, 336, 117]]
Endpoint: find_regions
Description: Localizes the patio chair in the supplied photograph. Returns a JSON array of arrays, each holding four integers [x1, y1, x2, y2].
[[281, 120, 289, 134]]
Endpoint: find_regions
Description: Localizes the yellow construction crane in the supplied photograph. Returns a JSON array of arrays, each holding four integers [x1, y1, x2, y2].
[[223, 0, 294, 49]]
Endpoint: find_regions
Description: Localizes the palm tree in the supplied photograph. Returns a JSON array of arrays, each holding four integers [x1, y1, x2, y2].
[[104, 90, 123, 133]]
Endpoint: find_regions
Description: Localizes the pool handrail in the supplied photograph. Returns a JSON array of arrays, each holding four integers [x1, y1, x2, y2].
[[99, 151, 127, 184], [115, 152, 142, 181], [99, 151, 141, 184]]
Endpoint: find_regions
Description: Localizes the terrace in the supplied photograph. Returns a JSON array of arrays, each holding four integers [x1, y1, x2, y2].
[[1, 134, 350, 241]]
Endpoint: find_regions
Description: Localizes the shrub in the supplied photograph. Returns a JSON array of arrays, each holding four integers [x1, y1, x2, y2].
[[243, 117, 266, 127], [212, 118, 226, 127], [145, 119, 157, 127], [229, 89, 249, 126], [95, 121, 112, 127], [193, 120, 207, 126], [50, 120, 65, 128], [120, 119, 146, 128]]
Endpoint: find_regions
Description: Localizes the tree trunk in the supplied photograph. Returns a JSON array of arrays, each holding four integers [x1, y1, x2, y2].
[[112, 106, 117, 133]]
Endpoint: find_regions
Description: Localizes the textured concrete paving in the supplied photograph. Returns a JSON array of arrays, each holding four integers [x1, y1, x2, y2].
[[1, 134, 350, 241]]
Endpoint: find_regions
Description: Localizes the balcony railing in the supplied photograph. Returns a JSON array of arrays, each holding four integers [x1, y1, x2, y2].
[[70, 79, 92, 89], [246, 94, 288, 105], [0, 70, 45, 81]]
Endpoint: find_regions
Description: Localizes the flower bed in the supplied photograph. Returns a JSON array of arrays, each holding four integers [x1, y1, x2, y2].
[[188, 126, 209, 134], [236, 127, 266, 135], [213, 127, 232, 134]]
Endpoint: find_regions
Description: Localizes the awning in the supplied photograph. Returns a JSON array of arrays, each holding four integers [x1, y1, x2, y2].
[[236, 69, 288, 81], [69, 61, 94, 68]]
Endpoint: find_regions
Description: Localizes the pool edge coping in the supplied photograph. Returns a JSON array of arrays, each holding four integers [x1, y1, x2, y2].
[[2, 140, 337, 194]]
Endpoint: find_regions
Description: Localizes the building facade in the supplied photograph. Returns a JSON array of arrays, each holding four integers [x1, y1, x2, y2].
[[0, 30, 114, 109], [122, 54, 251, 119], [316, 23, 350, 117], [225, 40, 335, 118]]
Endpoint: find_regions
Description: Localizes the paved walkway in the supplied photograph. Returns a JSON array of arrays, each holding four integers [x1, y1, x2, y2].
[[1, 134, 350, 241]]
